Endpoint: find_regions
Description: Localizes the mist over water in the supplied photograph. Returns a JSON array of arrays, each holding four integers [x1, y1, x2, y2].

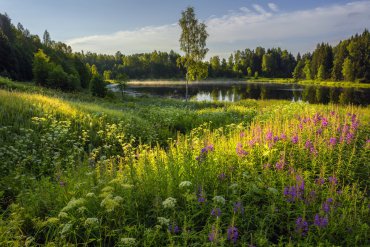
[[118, 82, 370, 105]]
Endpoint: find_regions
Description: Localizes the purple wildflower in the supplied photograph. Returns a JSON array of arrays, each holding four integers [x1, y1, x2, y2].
[[236, 143, 248, 157], [314, 214, 328, 228], [316, 128, 323, 135], [322, 198, 334, 213], [233, 202, 244, 214], [227, 226, 239, 244], [211, 208, 222, 217], [292, 135, 299, 144], [328, 176, 338, 185], [266, 131, 273, 141], [305, 140, 313, 149], [315, 177, 325, 186], [218, 173, 226, 181], [280, 133, 287, 140], [295, 217, 309, 236], [321, 117, 329, 127], [329, 137, 337, 147], [240, 132, 245, 138], [273, 136, 280, 143], [275, 160, 285, 170], [169, 224, 180, 234], [208, 226, 217, 242]]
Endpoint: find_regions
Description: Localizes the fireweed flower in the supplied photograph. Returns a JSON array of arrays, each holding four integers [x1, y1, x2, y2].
[[275, 160, 285, 170], [295, 217, 309, 236], [233, 202, 244, 214], [227, 226, 239, 244], [266, 131, 273, 141], [273, 136, 280, 143], [328, 176, 338, 185], [292, 135, 299, 144], [168, 224, 180, 234], [315, 177, 325, 186], [314, 214, 328, 228], [322, 198, 334, 213], [280, 133, 287, 140], [329, 137, 337, 147], [236, 143, 248, 157], [211, 208, 222, 217], [321, 117, 329, 127], [208, 226, 217, 242]]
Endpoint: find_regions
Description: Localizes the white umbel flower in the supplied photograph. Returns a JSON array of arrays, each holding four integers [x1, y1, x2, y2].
[[157, 217, 170, 226], [213, 196, 226, 205], [179, 181, 192, 188], [162, 197, 177, 209]]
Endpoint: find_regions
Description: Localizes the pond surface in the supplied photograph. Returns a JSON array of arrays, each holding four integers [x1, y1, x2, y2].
[[115, 82, 370, 105]]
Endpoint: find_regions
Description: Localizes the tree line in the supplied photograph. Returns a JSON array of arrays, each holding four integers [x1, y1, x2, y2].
[[1, 12, 369, 97]]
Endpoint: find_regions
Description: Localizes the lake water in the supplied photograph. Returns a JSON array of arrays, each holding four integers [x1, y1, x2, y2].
[[113, 82, 370, 105]]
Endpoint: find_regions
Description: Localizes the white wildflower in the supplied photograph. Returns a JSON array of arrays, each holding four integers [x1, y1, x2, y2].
[[101, 194, 119, 212], [157, 217, 170, 226], [84, 217, 99, 227], [213, 196, 226, 205], [120, 237, 136, 246], [86, 192, 95, 198], [162, 197, 176, 209], [61, 198, 86, 212], [58, 212, 68, 219], [61, 223, 72, 235], [179, 181, 192, 188]]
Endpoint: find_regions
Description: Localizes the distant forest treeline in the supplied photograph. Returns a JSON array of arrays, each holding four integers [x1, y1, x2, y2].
[[1, 12, 369, 93]]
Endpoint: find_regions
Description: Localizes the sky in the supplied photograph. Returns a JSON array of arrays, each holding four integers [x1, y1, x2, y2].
[[1, 0, 369, 58]]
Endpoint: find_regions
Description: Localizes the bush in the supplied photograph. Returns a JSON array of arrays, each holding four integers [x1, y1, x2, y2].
[[90, 75, 107, 97]]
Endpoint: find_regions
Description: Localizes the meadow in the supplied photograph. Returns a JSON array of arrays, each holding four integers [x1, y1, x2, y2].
[[0, 77, 369, 246]]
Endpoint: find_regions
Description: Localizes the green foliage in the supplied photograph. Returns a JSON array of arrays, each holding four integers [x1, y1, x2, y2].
[[342, 57, 355, 82], [89, 75, 107, 97], [317, 64, 326, 81], [32, 49, 52, 85], [303, 59, 312, 80]]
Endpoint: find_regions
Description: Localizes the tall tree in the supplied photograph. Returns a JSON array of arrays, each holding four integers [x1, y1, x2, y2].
[[342, 57, 355, 82], [43, 30, 51, 47], [178, 6, 208, 101]]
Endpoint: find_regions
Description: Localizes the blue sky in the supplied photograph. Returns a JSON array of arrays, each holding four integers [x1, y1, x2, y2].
[[1, 0, 369, 58]]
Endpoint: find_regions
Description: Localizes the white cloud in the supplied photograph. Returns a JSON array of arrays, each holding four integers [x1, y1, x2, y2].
[[268, 3, 279, 12], [66, 1, 370, 58]]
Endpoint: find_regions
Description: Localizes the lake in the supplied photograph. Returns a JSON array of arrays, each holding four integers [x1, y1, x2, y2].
[[110, 82, 370, 105]]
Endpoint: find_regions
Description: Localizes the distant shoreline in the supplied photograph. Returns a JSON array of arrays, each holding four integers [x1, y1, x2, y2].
[[126, 78, 370, 89]]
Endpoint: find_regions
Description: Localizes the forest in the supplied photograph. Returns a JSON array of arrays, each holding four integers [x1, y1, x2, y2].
[[1, 12, 370, 95]]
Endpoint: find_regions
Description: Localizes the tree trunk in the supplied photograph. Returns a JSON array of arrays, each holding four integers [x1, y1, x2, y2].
[[185, 77, 189, 102]]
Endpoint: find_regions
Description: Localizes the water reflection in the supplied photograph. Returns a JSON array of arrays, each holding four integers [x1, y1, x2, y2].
[[124, 83, 370, 105]]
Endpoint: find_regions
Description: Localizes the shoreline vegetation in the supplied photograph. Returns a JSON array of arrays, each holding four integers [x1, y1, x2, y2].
[[123, 78, 370, 89]]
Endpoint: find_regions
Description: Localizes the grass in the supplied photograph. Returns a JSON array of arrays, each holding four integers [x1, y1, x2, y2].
[[0, 77, 369, 246]]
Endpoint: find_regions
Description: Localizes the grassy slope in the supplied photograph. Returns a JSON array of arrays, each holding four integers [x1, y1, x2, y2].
[[0, 77, 369, 246]]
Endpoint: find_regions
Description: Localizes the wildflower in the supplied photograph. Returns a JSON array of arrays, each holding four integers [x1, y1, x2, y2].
[[275, 160, 285, 170], [280, 133, 287, 140], [101, 194, 120, 212], [233, 202, 244, 214], [157, 217, 170, 226], [84, 217, 99, 227], [61, 198, 86, 212], [120, 238, 136, 245], [305, 140, 313, 149], [218, 173, 226, 181], [266, 131, 273, 141], [197, 187, 206, 203], [316, 128, 323, 135], [236, 143, 248, 157], [273, 136, 280, 143], [322, 198, 334, 213], [314, 214, 328, 228], [213, 196, 226, 205], [162, 197, 177, 209], [208, 226, 217, 242], [179, 181, 192, 188], [168, 224, 180, 234], [321, 117, 328, 127], [295, 217, 309, 236], [292, 135, 299, 144], [61, 223, 72, 235], [315, 177, 325, 185], [86, 192, 95, 198], [328, 176, 338, 185], [329, 137, 337, 147], [240, 132, 245, 137], [227, 226, 239, 244], [211, 208, 222, 217]]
